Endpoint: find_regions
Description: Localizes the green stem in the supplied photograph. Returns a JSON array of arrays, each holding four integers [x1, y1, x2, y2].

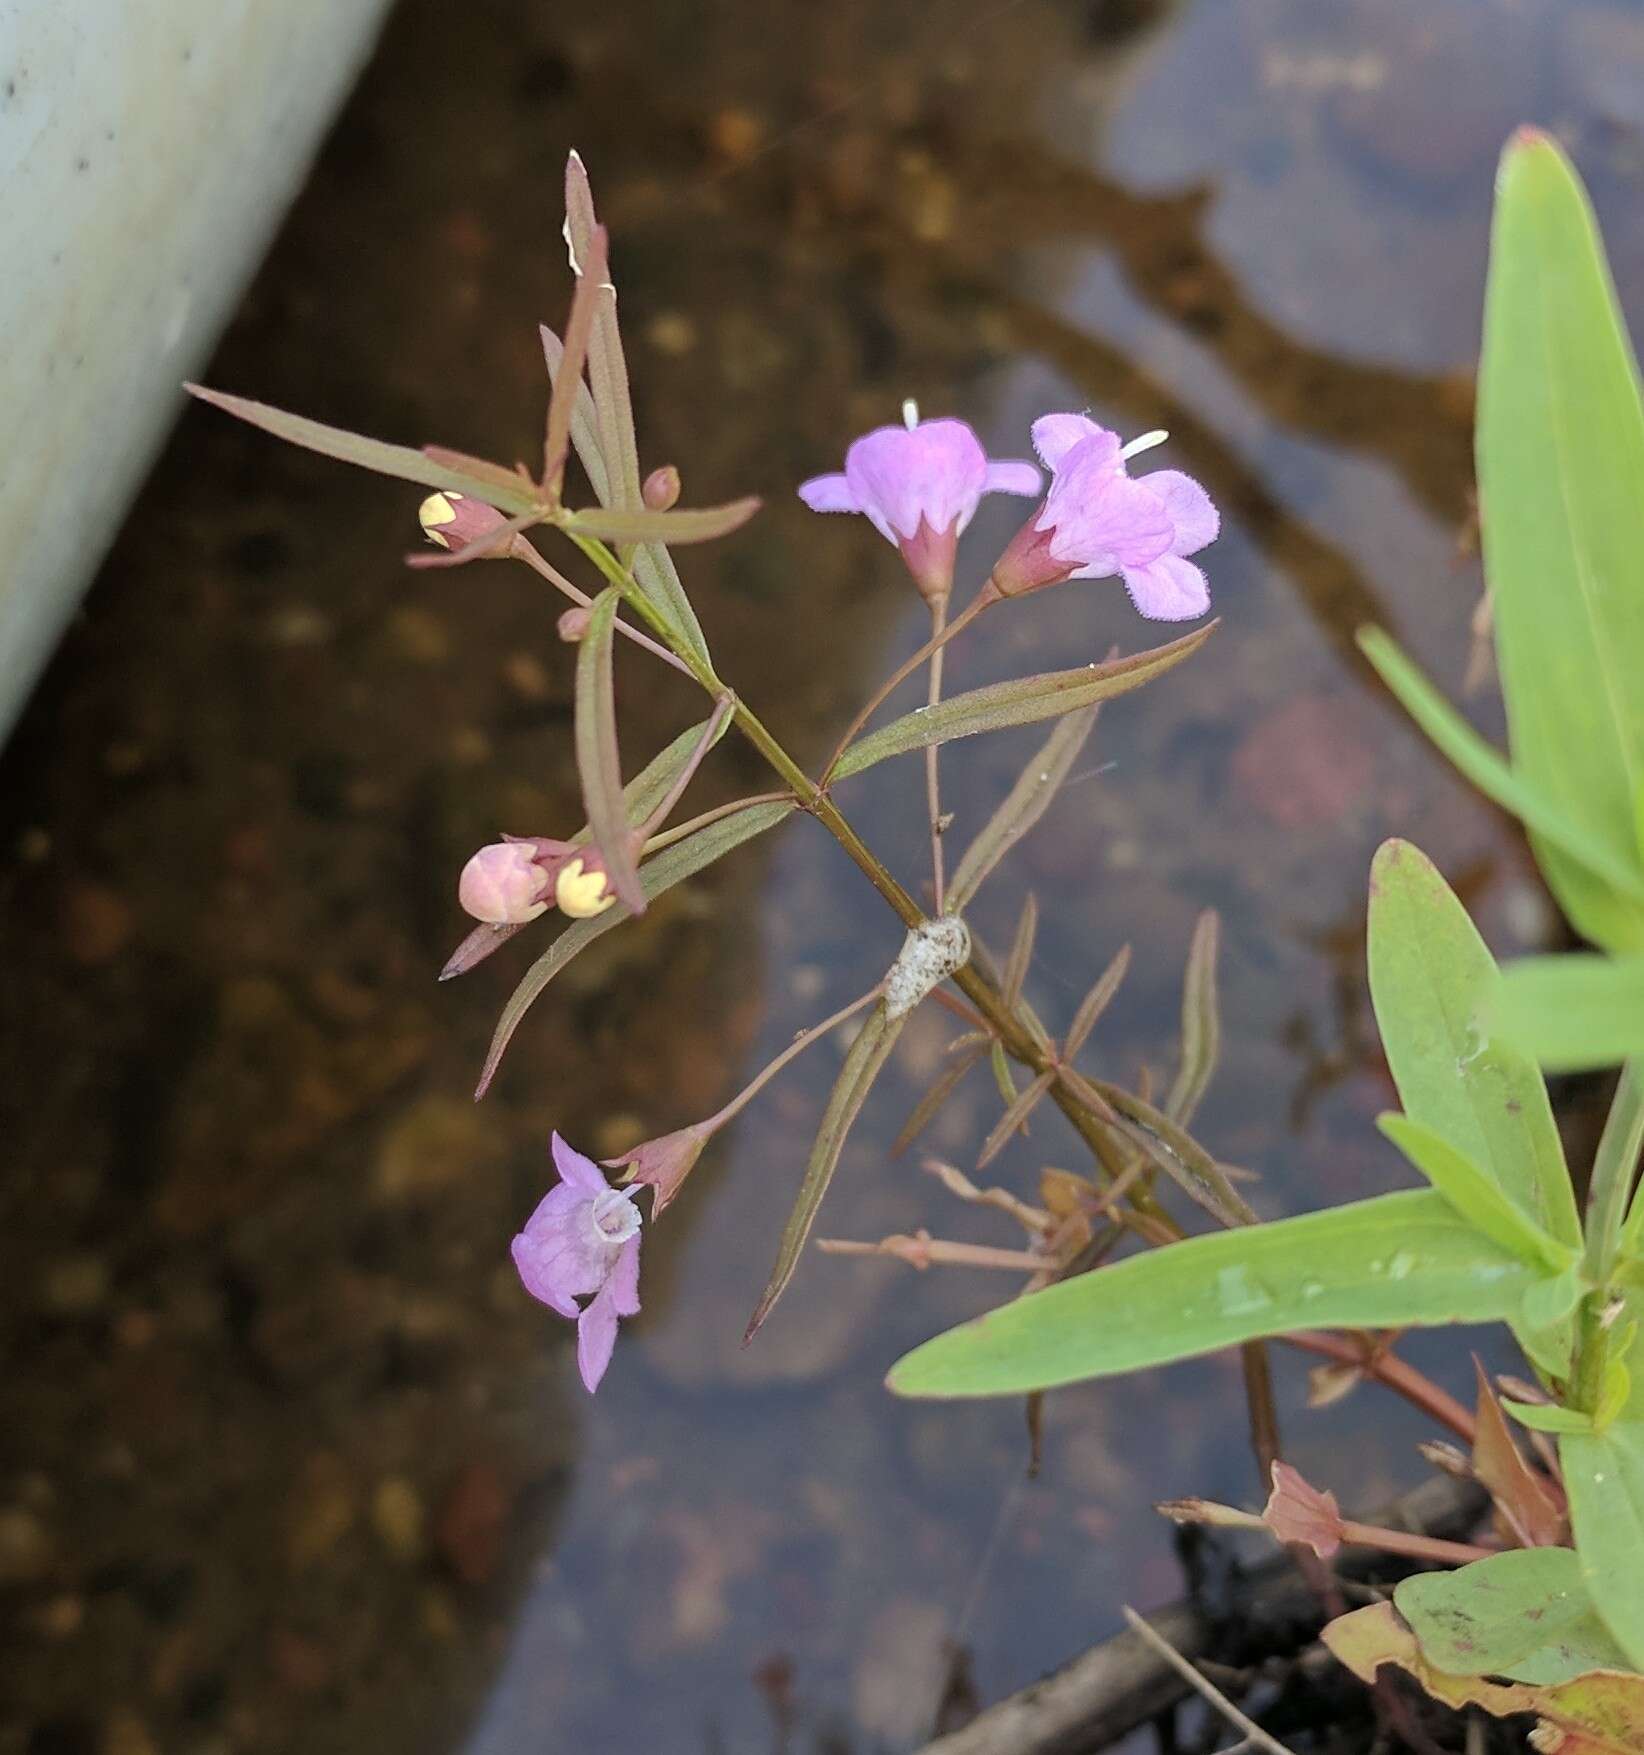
[[1570, 1293, 1613, 1417]]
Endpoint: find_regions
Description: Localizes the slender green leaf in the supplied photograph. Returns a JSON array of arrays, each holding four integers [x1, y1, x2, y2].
[[1590, 1062, 1644, 1282], [475, 800, 794, 1097], [888, 1188, 1541, 1399], [989, 1039, 1019, 1108], [540, 325, 610, 506], [1480, 131, 1644, 954], [947, 706, 1099, 910], [1166, 910, 1221, 1126], [1368, 840, 1580, 1248], [833, 626, 1214, 781], [632, 543, 715, 675], [746, 1006, 905, 1339], [1562, 1421, 1644, 1668], [1360, 633, 1644, 927], [1508, 1400, 1597, 1436], [567, 499, 761, 547], [576, 713, 733, 850], [186, 387, 541, 513], [574, 589, 644, 915], [1377, 1114, 1573, 1271], [1495, 956, 1644, 1074], [1395, 1550, 1631, 1685], [1064, 944, 1131, 1060]]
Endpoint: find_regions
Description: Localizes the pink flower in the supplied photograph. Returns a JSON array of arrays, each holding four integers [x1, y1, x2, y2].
[[798, 404, 1040, 601], [511, 1134, 642, 1393], [992, 415, 1218, 620], [458, 842, 551, 924], [416, 492, 516, 559]]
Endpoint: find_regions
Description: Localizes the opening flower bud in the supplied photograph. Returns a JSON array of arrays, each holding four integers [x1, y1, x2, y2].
[[557, 605, 592, 642], [417, 491, 515, 559], [459, 842, 550, 924], [642, 465, 682, 511], [555, 855, 617, 919]]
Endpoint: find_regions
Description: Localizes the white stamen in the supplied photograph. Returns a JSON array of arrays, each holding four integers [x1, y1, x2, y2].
[[902, 398, 920, 431], [1120, 428, 1169, 461], [885, 916, 971, 1020]]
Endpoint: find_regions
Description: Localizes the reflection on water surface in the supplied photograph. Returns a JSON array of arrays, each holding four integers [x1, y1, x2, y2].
[[3, 1, 1643, 1750]]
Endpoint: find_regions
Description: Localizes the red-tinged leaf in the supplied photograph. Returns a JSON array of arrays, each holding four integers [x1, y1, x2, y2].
[[892, 1041, 987, 1156], [567, 497, 763, 547], [746, 1005, 905, 1341], [540, 324, 611, 506], [574, 588, 644, 916], [186, 386, 541, 512], [1473, 1358, 1569, 1547], [543, 225, 608, 494], [1166, 910, 1221, 1126], [421, 446, 536, 497], [475, 800, 793, 1097], [833, 626, 1216, 781], [439, 921, 525, 981], [1064, 944, 1131, 1059], [565, 152, 643, 513], [1323, 1600, 1644, 1753], [947, 706, 1100, 911], [1003, 894, 1037, 1007], [1086, 1076, 1256, 1229], [1264, 1461, 1345, 1557], [976, 1069, 1056, 1171]]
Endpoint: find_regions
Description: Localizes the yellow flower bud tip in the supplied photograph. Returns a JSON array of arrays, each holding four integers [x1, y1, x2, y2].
[[555, 857, 616, 919], [418, 491, 464, 548]]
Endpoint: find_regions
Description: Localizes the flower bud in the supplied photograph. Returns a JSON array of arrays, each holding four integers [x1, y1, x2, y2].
[[557, 605, 592, 642], [418, 491, 515, 559], [459, 841, 551, 924], [555, 854, 617, 919], [642, 465, 681, 511]]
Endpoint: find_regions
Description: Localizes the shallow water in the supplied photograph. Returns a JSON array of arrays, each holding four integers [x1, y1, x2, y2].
[[4, 1, 1643, 1751]]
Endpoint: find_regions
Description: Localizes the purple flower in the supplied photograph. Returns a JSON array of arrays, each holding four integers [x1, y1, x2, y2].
[[992, 414, 1218, 620], [798, 403, 1040, 602], [511, 1133, 642, 1393]]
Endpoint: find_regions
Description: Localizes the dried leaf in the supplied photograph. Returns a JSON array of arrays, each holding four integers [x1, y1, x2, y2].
[[475, 800, 793, 1096], [185, 386, 540, 512], [1065, 945, 1132, 1059], [976, 1070, 1056, 1171], [947, 706, 1100, 911], [567, 498, 762, 547], [1166, 910, 1221, 1126], [746, 1005, 905, 1339], [574, 589, 645, 915], [1264, 1461, 1345, 1557], [1473, 1358, 1568, 1547], [832, 626, 1215, 782], [892, 1041, 986, 1156]]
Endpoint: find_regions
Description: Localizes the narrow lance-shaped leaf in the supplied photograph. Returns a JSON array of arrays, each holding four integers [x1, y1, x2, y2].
[[1003, 893, 1037, 1007], [567, 499, 762, 547], [1494, 954, 1644, 1074], [1088, 1077, 1255, 1229], [632, 542, 715, 676], [185, 387, 541, 513], [1479, 131, 1644, 954], [540, 325, 610, 506], [888, 1188, 1542, 1398], [543, 224, 608, 495], [1359, 630, 1644, 926], [1561, 1422, 1644, 1669], [475, 800, 794, 1098], [746, 1005, 905, 1340], [1588, 1060, 1644, 1284], [1064, 944, 1130, 1060], [574, 589, 645, 915], [947, 705, 1099, 911], [1377, 1114, 1574, 1272], [976, 1071, 1056, 1172], [833, 625, 1214, 782], [892, 1040, 987, 1156], [1166, 910, 1221, 1126], [575, 712, 733, 850], [1368, 839, 1581, 1247]]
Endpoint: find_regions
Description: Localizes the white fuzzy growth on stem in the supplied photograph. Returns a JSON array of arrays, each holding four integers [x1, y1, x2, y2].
[[885, 916, 971, 1019]]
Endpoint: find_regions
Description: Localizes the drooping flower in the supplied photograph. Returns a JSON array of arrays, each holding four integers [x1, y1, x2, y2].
[[798, 402, 1041, 603], [417, 491, 516, 559], [605, 1123, 713, 1215], [455, 838, 618, 927], [511, 1133, 642, 1393], [990, 415, 1218, 620]]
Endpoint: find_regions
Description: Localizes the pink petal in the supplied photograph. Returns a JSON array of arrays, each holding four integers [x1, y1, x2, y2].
[[576, 1283, 620, 1392], [511, 1231, 580, 1318], [845, 419, 987, 541], [609, 1234, 641, 1318], [982, 459, 1042, 497], [1052, 467, 1173, 575], [551, 1131, 607, 1194], [1031, 413, 1116, 471], [797, 472, 860, 514], [1120, 554, 1211, 621], [1143, 469, 1219, 556]]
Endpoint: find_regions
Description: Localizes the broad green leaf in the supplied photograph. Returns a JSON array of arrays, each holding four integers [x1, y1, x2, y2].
[[1368, 840, 1580, 1249], [1508, 1400, 1600, 1436], [887, 1189, 1538, 1399], [746, 1005, 905, 1339], [1563, 1422, 1644, 1669], [1377, 1114, 1573, 1271], [833, 626, 1214, 781], [1495, 956, 1644, 1074], [1359, 635, 1644, 927], [573, 589, 645, 915], [1523, 1259, 1591, 1334], [946, 706, 1100, 911], [1396, 1549, 1631, 1684], [186, 387, 541, 513], [1165, 910, 1221, 1126], [475, 800, 794, 1097], [567, 499, 762, 546], [1479, 131, 1644, 954]]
